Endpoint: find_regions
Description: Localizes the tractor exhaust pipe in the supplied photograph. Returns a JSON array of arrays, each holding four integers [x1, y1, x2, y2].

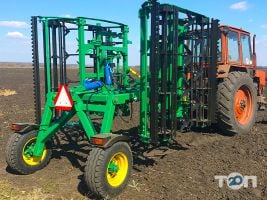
[[253, 34, 257, 66]]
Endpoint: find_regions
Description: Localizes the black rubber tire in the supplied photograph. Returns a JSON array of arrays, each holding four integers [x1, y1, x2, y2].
[[5, 131, 52, 175], [84, 142, 132, 199], [216, 71, 257, 135]]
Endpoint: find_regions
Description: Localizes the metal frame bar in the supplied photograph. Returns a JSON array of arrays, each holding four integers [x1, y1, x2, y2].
[[208, 19, 220, 123], [149, 0, 160, 144]]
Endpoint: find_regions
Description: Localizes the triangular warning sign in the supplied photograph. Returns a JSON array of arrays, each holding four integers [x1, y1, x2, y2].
[[54, 85, 73, 111]]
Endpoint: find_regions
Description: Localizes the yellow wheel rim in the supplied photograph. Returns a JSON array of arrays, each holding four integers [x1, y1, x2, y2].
[[22, 137, 47, 166], [106, 152, 128, 187]]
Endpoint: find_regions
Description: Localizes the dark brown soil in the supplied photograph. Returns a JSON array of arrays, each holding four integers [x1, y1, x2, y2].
[[0, 66, 266, 200]]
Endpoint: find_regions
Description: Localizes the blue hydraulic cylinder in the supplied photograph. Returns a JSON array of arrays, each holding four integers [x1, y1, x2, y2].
[[84, 79, 103, 90], [104, 62, 113, 85]]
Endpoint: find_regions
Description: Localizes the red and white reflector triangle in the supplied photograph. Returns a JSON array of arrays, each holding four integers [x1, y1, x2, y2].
[[54, 85, 73, 111]]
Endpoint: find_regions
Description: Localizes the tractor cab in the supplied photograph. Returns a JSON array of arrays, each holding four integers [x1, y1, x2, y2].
[[218, 25, 256, 69]]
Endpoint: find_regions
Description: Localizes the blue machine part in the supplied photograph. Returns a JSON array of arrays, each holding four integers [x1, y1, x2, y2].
[[84, 79, 104, 90], [104, 62, 113, 85]]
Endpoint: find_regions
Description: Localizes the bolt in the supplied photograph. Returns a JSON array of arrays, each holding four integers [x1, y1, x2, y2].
[[240, 100, 246, 110]]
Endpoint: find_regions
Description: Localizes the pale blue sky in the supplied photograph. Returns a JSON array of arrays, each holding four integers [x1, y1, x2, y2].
[[0, 0, 266, 65]]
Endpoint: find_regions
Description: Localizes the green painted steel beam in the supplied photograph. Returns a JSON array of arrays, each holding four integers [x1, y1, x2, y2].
[[43, 20, 52, 93], [139, 7, 150, 143], [177, 25, 187, 118], [100, 96, 116, 133], [78, 18, 86, 83]]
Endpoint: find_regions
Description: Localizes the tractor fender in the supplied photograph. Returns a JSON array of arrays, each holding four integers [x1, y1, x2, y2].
[[90, 133, 129, 149], [217, 64, 249, 78]]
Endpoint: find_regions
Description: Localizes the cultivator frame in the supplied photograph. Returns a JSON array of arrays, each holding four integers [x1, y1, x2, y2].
[[30, 2, 221, 152], [24, 1, 221, 157]]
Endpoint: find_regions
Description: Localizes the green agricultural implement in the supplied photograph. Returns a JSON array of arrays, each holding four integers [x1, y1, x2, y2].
[[5, 0, 265, 198]]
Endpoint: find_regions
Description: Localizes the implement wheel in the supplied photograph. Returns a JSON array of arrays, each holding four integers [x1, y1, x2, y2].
[[5, 131, 52, 174], [217, 71, 257, 135], [84, 142, 132, 198]]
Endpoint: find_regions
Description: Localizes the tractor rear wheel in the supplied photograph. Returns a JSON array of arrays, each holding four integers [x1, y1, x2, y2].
[[5, 131, 52, 174], [84, 142, 132, 199], [216, 71, 257, 135]]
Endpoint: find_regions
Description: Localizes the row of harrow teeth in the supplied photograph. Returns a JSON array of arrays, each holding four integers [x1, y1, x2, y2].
[[31, 17, 41, 125]]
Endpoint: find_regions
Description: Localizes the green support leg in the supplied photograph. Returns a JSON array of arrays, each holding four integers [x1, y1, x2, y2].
[[76, 109, 96, 139], [33, 109, 75, 156], [100, 96, 116, 133]]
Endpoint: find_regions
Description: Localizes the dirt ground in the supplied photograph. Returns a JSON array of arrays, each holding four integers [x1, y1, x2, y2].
[[0, 65, 267, 200]]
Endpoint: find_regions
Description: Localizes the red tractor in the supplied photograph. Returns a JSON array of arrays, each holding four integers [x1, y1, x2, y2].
[[216, 25, 266, 134]]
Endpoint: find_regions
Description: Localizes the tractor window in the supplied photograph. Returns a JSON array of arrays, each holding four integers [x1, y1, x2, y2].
[[241, 34, 252, 65], [228, 31, 239, 62]]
